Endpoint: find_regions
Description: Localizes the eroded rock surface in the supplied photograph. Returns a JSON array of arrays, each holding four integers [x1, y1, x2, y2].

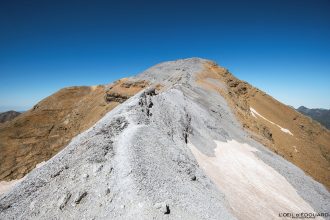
[[0, 58, 329, 219], [0, 79, 147, 181]]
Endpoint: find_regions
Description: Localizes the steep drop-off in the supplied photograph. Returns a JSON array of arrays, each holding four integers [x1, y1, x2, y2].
[[197, 62, 330, 189]]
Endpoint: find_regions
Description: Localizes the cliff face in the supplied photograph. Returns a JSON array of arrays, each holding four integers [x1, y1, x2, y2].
[[0, 79, 148, 181], [0, 111, 21, 123]]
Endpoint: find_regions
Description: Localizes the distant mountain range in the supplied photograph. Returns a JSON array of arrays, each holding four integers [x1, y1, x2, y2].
[[297, 106, 330, 129], [0, 111, 21, 123]]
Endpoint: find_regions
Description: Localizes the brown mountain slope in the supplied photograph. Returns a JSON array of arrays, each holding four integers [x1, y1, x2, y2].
[[197, 61, 330, 189], [0, 79, 148, 181], [1, 59, 328, 191]]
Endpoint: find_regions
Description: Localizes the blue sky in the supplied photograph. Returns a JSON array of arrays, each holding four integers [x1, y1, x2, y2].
[[0, 0, 329, 111]]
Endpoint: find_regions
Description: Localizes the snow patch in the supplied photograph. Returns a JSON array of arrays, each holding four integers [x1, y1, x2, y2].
[[250, 107, 293, 136], [0, 161, 47, 195], [0, 178, 24, 195], [36, 161, 47, 168], [250, 109, 257, 118], [189, 140, 319, 220], [281, 128, 292, 135]]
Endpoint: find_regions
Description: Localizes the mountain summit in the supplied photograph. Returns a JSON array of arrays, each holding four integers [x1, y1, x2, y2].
[[0, 58, 329, 219]]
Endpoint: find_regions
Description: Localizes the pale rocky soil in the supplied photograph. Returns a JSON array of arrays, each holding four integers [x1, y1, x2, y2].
[[0, 161, 46, 195], [0, 79, 147, 181], [189, 140, 322, 220], [197, 62, 330, 189], [0, 58, 329, 219]]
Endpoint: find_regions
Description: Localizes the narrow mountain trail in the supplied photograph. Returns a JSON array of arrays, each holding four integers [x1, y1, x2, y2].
[[0, 58, 328, 219]]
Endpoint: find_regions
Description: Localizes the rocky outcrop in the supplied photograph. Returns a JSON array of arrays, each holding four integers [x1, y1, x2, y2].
[[105, 79, 148, 103], [0, 58, 328, 220], [0, 111, 21, 123], [105, 92, 130, 103]]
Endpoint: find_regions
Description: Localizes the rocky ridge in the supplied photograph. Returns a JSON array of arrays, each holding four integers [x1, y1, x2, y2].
[[297, 106, 330, 130], [0, 79, 147, 181], [0, 58, 329, 219]]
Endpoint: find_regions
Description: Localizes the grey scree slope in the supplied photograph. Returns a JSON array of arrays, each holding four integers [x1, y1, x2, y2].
[[0, 58, 329, 220]]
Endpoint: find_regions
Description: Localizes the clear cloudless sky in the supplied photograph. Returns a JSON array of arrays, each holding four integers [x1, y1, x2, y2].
[[0, 0, 329, 111]]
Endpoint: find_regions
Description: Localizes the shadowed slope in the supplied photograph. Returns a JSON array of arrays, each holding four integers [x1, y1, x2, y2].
[[0, 111, 21, 123], [297, 106, 330, 130]]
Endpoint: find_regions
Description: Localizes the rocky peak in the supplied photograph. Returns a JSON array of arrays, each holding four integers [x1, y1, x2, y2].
[[0, 58, 329, 220], [135, 57, 216, 85]]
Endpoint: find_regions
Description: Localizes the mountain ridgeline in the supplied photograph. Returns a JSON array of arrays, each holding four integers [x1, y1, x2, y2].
[[0, 58, 329, 220], [0, 111, 21, 123], [297, 106, 330, 130]]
